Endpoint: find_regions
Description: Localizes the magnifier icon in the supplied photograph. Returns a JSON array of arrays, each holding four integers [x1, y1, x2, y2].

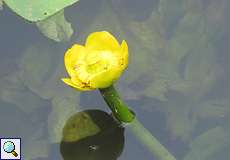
[[3, 141, 18, 157]]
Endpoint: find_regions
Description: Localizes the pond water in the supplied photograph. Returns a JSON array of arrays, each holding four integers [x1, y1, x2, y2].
[[1, 0, 230, 159]]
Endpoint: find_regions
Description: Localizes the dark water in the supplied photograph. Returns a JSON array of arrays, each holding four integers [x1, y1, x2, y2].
[[1, 0, 230, 159]]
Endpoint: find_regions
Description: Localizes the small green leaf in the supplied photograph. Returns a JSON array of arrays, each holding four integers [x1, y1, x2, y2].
[[4, 0, 79, 22], [36, 10, 73, 42]]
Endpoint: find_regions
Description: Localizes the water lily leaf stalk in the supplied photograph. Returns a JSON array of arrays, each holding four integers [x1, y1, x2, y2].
[[99, 85, 177, 160], [128, 119, 177, 160]]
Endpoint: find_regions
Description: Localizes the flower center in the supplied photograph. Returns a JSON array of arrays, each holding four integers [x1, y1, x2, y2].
[[73, 50, 120, 85], [85, 51, 118, 74]]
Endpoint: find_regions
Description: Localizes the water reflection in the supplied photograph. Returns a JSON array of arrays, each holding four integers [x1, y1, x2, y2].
[[60, 110, 124, 160]]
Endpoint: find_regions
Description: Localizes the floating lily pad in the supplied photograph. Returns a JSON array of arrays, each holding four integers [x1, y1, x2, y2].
[[60, 110, 124, 160], [4, 0, 79, 22]]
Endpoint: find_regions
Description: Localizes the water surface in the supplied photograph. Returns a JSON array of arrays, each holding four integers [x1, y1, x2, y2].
[[1, 0, 230, 159]]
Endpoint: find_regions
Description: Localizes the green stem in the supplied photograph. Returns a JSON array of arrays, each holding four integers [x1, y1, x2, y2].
[[99, 85, 135, 123], [99, 84, 177, 160]]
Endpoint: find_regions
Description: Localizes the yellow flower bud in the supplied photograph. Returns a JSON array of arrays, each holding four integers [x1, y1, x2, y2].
[[62, 31, 128, 91]]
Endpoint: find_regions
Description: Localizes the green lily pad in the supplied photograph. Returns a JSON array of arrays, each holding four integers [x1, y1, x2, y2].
[[4, 0, 79, 22], [60, 110, 124, 160]]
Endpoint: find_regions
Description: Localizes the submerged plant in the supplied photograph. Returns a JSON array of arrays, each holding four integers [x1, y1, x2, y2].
[[62, 31, 177, 160]]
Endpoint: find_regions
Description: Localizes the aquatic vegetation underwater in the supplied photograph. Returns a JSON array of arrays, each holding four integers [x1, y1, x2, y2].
[[1, 0, 230, 159]]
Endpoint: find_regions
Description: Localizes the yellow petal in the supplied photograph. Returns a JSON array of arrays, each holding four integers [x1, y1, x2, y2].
[[120, 40, 129, 69], [89, 67, 123, 88], [85, 31, 120, 50], [61, 78, 94, 91], [64, 44, 86, 77]]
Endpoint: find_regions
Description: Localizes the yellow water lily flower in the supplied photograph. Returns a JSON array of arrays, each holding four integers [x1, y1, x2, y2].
[[62, 31, 129, 91]]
